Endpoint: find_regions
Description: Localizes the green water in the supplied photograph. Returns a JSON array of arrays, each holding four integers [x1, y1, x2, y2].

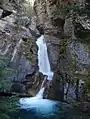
[[0, 97, 90, 119]]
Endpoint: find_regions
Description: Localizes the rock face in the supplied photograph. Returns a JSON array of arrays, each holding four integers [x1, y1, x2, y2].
[[34, 0, 65, 69], [34, 0, 90, 101], [0, 0, 41, 94], [0, 0, 90, 103]]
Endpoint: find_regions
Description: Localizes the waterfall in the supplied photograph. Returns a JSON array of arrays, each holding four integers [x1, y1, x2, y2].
[[36, 35, 53, 80], [35, 87, 45, 98], [19, 35, 53, 105], [19, 88, 45, 105]]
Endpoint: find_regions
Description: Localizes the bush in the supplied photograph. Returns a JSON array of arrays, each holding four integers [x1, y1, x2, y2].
[[0, 57, 12, 92]]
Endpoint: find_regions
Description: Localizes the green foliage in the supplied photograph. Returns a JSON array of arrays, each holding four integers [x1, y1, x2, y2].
[[0, 57, 18, 119], [0, 97, 19, 119], [26, 55, 32, 61], [59, 39, 68, 57], [0, 57, 12, 91], [53, 2, 84, 19], [54, 1, 90, 21]]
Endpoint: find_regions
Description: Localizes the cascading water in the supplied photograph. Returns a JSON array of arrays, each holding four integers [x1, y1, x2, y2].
[[19, 88, 45, 105], [19, 35, 54, 110], [36, 35, 53, 80], [19, 87, 58, 115], [35, 87, 45, 98]]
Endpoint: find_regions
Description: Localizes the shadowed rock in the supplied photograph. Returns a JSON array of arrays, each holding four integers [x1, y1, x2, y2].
[[0, 10, 12, 19]]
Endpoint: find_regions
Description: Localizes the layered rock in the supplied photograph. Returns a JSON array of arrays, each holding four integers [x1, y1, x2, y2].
[[34, 0, 90, 102], [0, 0, 41, 94], [34, 0, 65, 69], [0, 0, 90, 103]]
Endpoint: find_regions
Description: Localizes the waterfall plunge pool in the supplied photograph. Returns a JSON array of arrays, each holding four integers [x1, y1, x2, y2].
[[13, 87, 89, 119], [1, 35, 89, 119], [10, 35, 89, 119], [5, 97, 89, 119]]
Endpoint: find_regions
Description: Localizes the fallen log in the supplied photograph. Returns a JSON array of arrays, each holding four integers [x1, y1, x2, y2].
[[0, 91, 33, 98]]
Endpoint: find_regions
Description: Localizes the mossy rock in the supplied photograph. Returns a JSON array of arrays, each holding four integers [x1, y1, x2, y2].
[[26, 55, 32, 61], [0, 97, 19, 119], [0, 113, 10, 119], [59, 38, 68, 56]]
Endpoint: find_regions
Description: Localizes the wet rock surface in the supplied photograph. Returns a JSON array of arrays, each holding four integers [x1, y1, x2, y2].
[[0, 0, 90, 107], [34, 0, 90, 102]]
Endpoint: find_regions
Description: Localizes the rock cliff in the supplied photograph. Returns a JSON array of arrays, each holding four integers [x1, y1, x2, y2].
[[34, 0, 90, 102], [0, 0, 41, 94], [0, 0, 90, 105]]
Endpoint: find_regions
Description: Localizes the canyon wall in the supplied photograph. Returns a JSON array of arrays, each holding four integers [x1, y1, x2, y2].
[[34, 0, 90, 101], [0, 0, 90, 103]]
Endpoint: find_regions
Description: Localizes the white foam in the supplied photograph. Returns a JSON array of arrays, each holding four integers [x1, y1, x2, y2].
[[19, 88, 45, 105], [19, 98, 57, 115], [36, 35, 53, 80]]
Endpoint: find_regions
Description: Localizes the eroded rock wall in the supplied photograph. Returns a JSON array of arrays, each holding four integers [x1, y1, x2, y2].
[[0, 0, 41, 94], [34, 0, 65, 70], [0, 0, 90, 102], [34, 0, 90, 102]]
